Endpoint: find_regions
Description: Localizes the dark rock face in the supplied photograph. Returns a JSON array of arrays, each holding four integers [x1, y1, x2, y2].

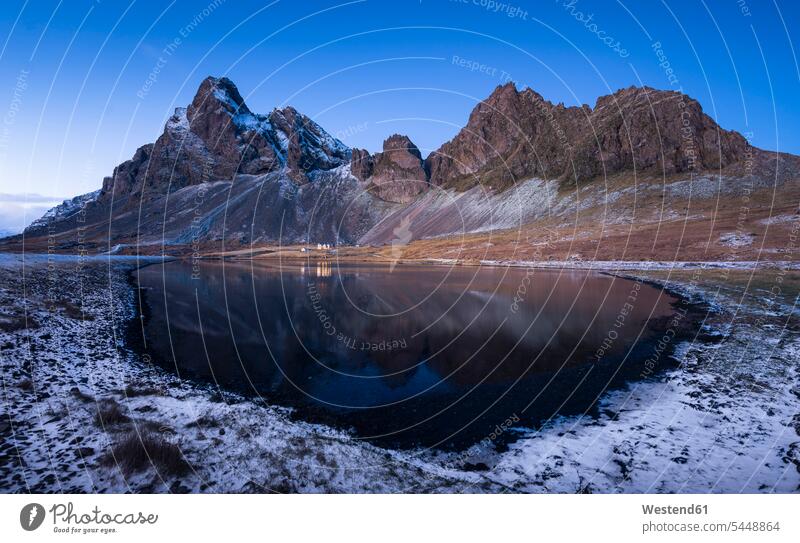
[[99, 76, 350, 203], [425, 83, 751, 190], [269, 105, 351, 184], [351, 134, 429, 204], [350, 148, 374, 181], [101, 143, 153, 196]]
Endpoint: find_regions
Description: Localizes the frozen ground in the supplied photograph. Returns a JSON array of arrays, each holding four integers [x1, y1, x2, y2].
[[0, 255, 496, 493], [0, 254, 798, 493], [477, 258, 800, 271]]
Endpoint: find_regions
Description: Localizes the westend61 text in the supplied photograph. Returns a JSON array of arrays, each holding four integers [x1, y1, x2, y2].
[[642, 504, 708, 515]]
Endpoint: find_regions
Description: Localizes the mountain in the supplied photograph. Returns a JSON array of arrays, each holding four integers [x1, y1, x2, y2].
[[0, 228, 21, 239], [16, 77, 387, 249], [26, 190, 101, 230], [10, 77, 799, 259], [425, 83, 753, 190], [103, 76, 351, 200]]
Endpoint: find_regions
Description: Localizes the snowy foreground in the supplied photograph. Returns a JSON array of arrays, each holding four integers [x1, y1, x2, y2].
[[0, 254, 798, 493]]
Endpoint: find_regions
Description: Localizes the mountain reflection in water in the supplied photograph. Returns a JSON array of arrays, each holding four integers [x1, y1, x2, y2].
[[133, 261, 683, 450]]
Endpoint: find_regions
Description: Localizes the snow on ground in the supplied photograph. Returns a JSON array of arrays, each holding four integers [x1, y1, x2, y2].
[[487, 336, 800, 492], [478, 259, 800, 271], [485, 272, 800, 492], [719, 232, 755, 248], [0, 255, 495, 493], [1, 254, 798, 493]]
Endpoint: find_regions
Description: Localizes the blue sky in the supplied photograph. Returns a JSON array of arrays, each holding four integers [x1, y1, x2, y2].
[[0, 0, 798, 230]]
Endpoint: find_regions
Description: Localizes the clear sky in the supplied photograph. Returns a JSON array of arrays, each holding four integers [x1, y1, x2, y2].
[[0, 0, 798, 231]]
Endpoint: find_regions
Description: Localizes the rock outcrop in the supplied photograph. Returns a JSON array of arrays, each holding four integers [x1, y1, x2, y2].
[[425, 83, 751, 190], [569, 86, 749, 182], [350, 148, 374, 182], [352, 135, 429, 203]]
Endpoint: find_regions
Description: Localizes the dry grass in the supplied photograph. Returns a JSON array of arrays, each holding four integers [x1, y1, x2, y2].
[[70, 386, 94, 403], [102, 429, 189, 476], [123, 383, 164, 398], [9, 171, 799, 265], [94, 398, 131, 427], [0, 314, 36, 333], [54, 300, 94, 321]]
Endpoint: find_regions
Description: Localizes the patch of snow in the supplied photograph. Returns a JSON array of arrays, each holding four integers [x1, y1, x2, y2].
[[759, 214, 799, 226], [166, 107, 190, 131], [274, 128, 290, 152], [27, 189, 101, 230], [476, 259, 800, 271], [719, 232, 755, 247], [212, 88, 244, 113], [306, 117, 350, 156], [233, 111, 273, 134]]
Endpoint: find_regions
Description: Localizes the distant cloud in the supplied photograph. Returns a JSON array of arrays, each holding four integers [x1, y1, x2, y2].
[[0, 192, 67, 204], [0, 192, 65, 232]]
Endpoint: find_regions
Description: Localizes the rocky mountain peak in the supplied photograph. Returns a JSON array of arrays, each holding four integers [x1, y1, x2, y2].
[[425, 82, 579, 190], [569, 85, 750, 181], [426, 83, 753, 191], [483, 82, 519, 104], [97, 76, 351, 203], [188, 76, 250, 121], [266, 105, 350, 183], [382, 134, 423, 163]]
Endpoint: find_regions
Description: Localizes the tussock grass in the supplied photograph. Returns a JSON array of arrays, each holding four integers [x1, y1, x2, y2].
[[70, 386, 94, 403], [94, 398, 130, 427], [123, 383, 163, 397], [102, 429, 189, 476]]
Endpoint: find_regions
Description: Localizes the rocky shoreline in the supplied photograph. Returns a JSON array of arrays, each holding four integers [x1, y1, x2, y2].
[[1, 254, 798, 493], [0, 255, 496, 492]]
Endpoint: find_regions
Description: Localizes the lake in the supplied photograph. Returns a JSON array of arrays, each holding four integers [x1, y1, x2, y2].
[[131, 260, 691, 451]]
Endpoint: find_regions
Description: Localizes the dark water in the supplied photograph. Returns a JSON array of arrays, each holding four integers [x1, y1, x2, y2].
[[132, 260, 690, 451]]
